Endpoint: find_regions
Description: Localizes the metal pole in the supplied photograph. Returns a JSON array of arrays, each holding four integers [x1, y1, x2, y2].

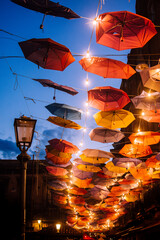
[[17, 152, 31, 240]]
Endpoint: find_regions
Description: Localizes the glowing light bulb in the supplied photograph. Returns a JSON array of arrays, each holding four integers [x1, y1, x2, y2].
[[86, 50, 90, 58], [137, 128, 141, 132], [148, 93, 151, 97], [85, 78, 89, 86], [93, 18, 97, 25], [79, 141, 83, 147], [142, 111, 145, 116], [83, 127, 87, 132], [86, 109, 90, 115], [85, 101, 89, 106]]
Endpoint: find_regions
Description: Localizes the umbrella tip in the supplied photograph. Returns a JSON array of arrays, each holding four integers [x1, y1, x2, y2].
[[40, 24, 44, 29]]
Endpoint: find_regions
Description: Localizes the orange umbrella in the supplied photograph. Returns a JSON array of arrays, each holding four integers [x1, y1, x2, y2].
[[46, 166, 68, 176], [140, 109, 160, 123], [146, 155, 160, 168], [104, 197, 120, 206], [49, 138, 79, 153], [72, 176, 92, 188], [88, 86, 130, 111], [79, 57, 135, 79], [129, 131, 160, 146], [46, 151, 71, 165], [67, 186, 87, 195], [119, 144, 153, 158], [109, 186, 128, 197], [46, 145, 72, 158], [69, 196, 85, 205], [129, 167, 153, 180]]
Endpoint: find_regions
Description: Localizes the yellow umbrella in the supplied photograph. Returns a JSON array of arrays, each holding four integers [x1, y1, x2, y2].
[[80, 154, 109, 164], [94, 109, 135, 129], [105, 161, 128, 174], [47, 116, 82, 130], [77, 164, 101, 172]]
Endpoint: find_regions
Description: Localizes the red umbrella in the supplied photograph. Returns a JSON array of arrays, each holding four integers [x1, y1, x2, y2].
[[79, 57, 135, 79], [96, 11, 157, 51], [46, 166, 68, 176], [48, 138, 79, 154], [88, 86, 130, 111], [19, 38, 75, 70]]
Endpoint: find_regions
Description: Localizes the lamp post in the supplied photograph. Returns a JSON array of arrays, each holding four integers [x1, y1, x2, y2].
[[14, 116, 36, 240]]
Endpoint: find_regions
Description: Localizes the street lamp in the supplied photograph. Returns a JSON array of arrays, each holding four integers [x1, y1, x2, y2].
[[14, 116, 36, 240], [56, 223, 61, 233]]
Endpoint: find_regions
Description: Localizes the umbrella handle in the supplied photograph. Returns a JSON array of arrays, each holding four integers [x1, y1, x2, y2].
[[40, 14, 46, 29]]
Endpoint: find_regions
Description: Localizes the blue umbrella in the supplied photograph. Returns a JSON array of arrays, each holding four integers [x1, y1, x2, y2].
[[45, 103, 82, 120]]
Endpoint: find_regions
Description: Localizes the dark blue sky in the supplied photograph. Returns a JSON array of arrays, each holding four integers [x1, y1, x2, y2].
[[0, 0, 136, 159]]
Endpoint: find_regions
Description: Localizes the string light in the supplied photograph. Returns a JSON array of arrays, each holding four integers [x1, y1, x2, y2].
[[85, 78, 89, 86]]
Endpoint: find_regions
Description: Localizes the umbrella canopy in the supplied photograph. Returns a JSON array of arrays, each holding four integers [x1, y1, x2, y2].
[[11, 0, 80, 19], [72, 165, 94, 180], [139, 109, 160, 123], [131, 91, 160, 110], [33, 78, 78, 96], [46, 158, 72, 168], [88, 86, 130, 111], [129, 131, 160, 146], [82, 149, 114, 158], [47, 116, 82, 130], [119, 144, 153, 158], [46, 145, 72, 158], [112, 158, 142, 168], [105, 161, 128, 174], [77, 164, 101, 173], [68, 186, 87, 196], [49, 138, 79, 153], [96, 11, 157, 51], [79, 57, 135, 79], [19, 38, 75, 70], [72, 176, 93, 188], [80, 154, 109, 164], [46, 152, 71, 165], [49, 180, 67, 191], [129, 167, 153, 181], [146, 156, 160, 168], [46, 166, 68, 176], [140, 64, 160, 92], [89, 127, 125, 143], [89, 186, 110, 200], [45, 103, 81, 120], [94, 109, 135, 129]]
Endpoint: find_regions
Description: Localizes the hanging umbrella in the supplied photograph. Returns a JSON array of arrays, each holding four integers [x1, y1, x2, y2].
[[94, 109, 135, 129], [140, 64, 160, 92], [129, 167, 153, 181], [96, 11, 157, 51], [119, 144, 153, 158], [46, 145, 72, 158], [49, 138, 79, 153], [46, 152, 71, 165], [109, 186, 128, 197], [131, 91, 160, 110], [46, 158, 72, 168], [46, 166, 68, 176], [79, 57, 135, 79], [139, 109, 160, 123], [45, 103, 81, 120], [80, 154, 109, 164], [124, 192, 139, 202], [104, 197, 120, 206], [112, 158, 142, 168], [47, 116, 82, 130], [33, 78, 78, 96], [68, 186, 87, 196], [129, 131, 160, 146], [82, 149, 114, 158], [145, 156, 160, 168], [88, 86, 130, 111], [89, 186, 110, 200], [19, 38, 75, 70], [49, 180, 68, 191], [77, 164, 101, 173], [69, 196, 86, 205], [89, 127, 125, 143], [11, 0, 80, 19], [72, 176, 93, 188], [105, 161, 128, 174], [72, 165, 94, 180]]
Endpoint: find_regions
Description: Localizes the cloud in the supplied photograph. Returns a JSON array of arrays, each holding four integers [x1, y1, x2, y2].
[[0, 138, 20, 159]]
